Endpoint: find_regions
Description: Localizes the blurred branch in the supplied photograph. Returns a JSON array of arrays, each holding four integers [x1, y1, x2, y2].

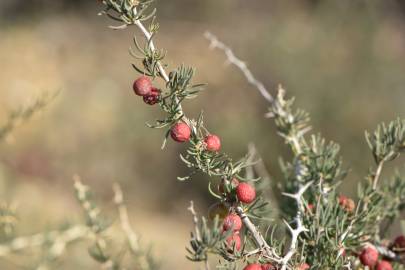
[[0, 225, 88, 258], [0, 91, 59, 142], [204, 31, 274, 103], [113, 183, 140, 252]]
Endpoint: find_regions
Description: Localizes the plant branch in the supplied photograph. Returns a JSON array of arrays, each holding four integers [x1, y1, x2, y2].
[[0, 225, 88, 258], [204, 32, 274, 103], [113, 183, 140, 252], [280, 181, 312, 270]]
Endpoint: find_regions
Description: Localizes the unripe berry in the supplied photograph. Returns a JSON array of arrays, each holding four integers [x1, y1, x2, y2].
[[392, 235, 405, 252], [170, 122, 191, 143], [261, 263, 275, 270], [359, 246, 379, 267], [298, 263, 310, 270], [243, 264, 262, 270], [133, 75, 152, 96], [204, 134, 221, 152], [219, 178, 239, 194], [236, 183, 256, 204], [344, 198, 355, 212], [208, 203, 228, 221], [339, 195, 355, 213], [377, 260, 393, 270], [223, 213, 242, 232], [225, 232, 241, 251], [143, 87, 160, 105]]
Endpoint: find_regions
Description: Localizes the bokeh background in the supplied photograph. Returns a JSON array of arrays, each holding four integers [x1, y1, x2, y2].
[[1, 0, 405, 269]]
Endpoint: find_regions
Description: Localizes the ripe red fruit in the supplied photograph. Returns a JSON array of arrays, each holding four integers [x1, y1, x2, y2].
[[219, 178, 239, 194], [359, 246, 379, 267], [133, 75, 152, 96], [143, 87, 160, 105], [223, 213, 242, 232], [236, 183, 256, 204], [338, 195, 348, 206], [225, 232, 241, 251], [261, 263, 275, 270], [204, 134, 221, 152], [393, 235, 405, 251], [170, 122, 191, 143], [298, 263, 310, 270], [243, 264, 262, 270], [376, 260, 393, 270]]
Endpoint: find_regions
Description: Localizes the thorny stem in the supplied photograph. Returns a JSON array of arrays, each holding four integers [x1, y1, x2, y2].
[[206, 31, 310, 268], [204, 32, 274, 104], [133, 8, 169, 83], [372, 160, 385, 190], [204, 32, 405, 268], [235, 207, 272, 254], [280, 182, 312, 270], [129, 9, 278, 266]]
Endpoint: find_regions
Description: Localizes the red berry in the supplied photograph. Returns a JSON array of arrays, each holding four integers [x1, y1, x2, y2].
[[376, 260, 393, 270], [223, 213, 242, 232], [225, 232, 241, 251], [243, 264, 262, 270], [307, 204, 315, 212], [261, 263, 275, 270], [393, 235, 405, 251], [133, 75, 152, 96], [339, 247, 346, 257], [204, 134, 221, 152], [359, 246, 379, 267], [236, 183, 256, 204], [338, 195, 348, 206], [298, 263, 310, 270], [143, 87, 160, 105], [170, 122, 191, 143], [219, 178, 239, 194]]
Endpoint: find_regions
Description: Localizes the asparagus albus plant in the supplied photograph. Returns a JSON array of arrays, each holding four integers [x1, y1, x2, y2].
[[96, 0, 405, 269]]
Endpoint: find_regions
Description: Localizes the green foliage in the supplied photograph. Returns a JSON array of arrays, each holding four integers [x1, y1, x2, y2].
[[187, 216, 227, 262], [366, 118, 405, 164]]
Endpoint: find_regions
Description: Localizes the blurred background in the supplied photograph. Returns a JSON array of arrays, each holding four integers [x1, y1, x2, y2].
[[1, 0, 405, 269]]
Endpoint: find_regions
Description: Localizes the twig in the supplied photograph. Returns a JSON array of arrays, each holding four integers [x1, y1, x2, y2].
[[113, 183, 140, 252], [188, 201, 210, 270], [372, 160, 384, 190], [204, 32, 274, 103], [0, 225, 88, 257], [235, 206, 280, 262], [280, 182, 312, 270], [205, 32, 312, 268], [188, 201, 202, 241]]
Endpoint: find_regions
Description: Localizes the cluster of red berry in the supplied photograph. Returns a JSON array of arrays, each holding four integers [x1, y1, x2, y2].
[[133, 76, 223, 150], [133, 76, 161, 105], [220, 179, 257, 252], [358, 235, 405, 270]]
